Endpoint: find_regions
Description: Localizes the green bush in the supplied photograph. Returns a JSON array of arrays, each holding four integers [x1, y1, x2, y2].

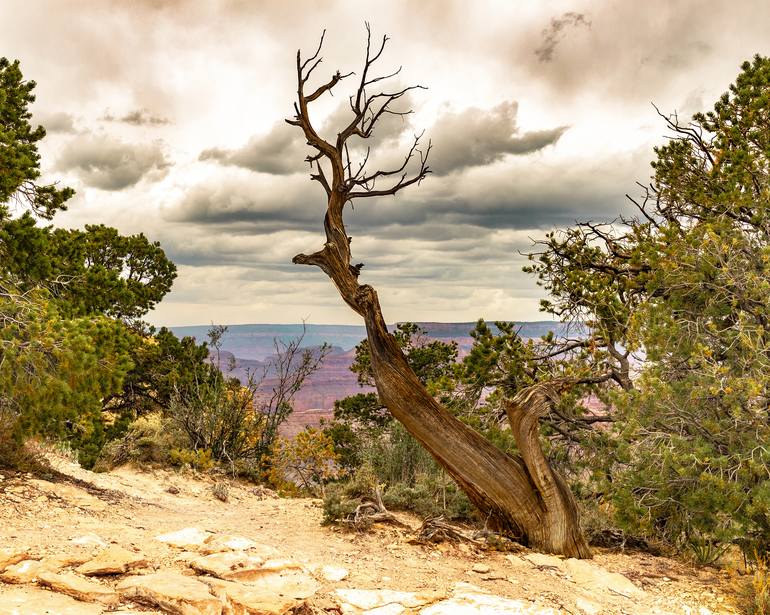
[[321, 483, 359, 525], [95, 413, 183, 470]]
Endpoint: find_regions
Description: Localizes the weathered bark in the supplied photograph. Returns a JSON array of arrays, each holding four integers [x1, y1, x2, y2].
[[288, 27, 591, 558]]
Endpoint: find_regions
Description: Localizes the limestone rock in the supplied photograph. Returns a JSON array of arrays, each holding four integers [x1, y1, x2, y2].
[[471, 563, 490, 574], [70, 533, 108, 547], [0, 586, 103, 615], [420, 583, 558, 615], [0, 548, 31, 572], [199, 534, 262, 555], [38, 571, 119, 605], [564, 558, 644, 598], [188, 551, 268, 581], [0, 559, 48, 584], [117, 571, 223, 615], [522, 553, 564, 570], [205, 571, 319, 615], [44, 551, 93, 570], [574, 595, 602, 615], [155, 527, 213, 549], [188, 551, 301, 582], [336, 588, 440, 611], [321, 565, 349, 581], [76, 544, 148, 576]]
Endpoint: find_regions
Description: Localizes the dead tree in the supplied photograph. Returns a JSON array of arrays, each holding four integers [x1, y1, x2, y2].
[[287, 26, 591, 558]]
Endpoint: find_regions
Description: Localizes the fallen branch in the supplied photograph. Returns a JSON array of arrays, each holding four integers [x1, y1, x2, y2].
[[341, 485, 410, 530], [410, 516, 485, 546]]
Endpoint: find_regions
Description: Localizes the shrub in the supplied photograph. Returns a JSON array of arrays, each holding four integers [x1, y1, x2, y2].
[[736, 555, 770, 615], [322, 484, 358, 525], [212, 481, 229, 502], [268, 427, 345, 497], [94, 413, 183, 470], [168, 448, 213, 471]]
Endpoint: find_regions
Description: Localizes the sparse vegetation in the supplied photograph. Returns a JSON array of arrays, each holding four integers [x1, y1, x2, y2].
[[0, 27, 768, 593]]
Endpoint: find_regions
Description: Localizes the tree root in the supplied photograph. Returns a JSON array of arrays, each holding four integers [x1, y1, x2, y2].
[[410, 516, 525, 552], [340, 486, 410, 530]]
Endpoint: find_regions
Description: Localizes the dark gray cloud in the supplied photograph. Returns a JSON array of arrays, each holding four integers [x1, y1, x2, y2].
[[56, 134, 171, 190], [428, 102, 567, 175], [200, 94, 415, 176], [166, 175, 320, 231], [102, 108, 170, 126], [34, 111, 77, 134], [200, 122, 309, 175], [535, 12, 591, 63]]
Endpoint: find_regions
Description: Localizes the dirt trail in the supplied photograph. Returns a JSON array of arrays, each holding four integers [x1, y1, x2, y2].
[[0, 455, 738, 614]]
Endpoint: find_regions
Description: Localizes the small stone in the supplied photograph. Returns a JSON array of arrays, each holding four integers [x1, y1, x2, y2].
[[167, 485, 180, 494], [38, 571, 119, 605], [117, 571, 222, 615], [76, 545, 148, 576], [471, 563, 491, 574]]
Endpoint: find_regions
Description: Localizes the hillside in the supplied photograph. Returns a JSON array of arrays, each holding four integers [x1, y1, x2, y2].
[[171, 322, 574, 434], [170, 322, 573, 361], [0, 453, 738, 614]]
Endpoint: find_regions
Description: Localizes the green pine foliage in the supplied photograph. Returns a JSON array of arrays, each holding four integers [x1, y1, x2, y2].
[[526, 56, 770, 560], [0, 57, 190, 468], [0, 58, 73, 218]]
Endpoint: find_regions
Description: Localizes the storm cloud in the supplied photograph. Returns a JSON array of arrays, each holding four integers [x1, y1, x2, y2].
[[4, 0, 769, 326], [103, 108, 170, 126], [199, 122, 309, 175], [56, 134, 171, 190], [535, 12, 591, 63], [427, 102, 567, 175]]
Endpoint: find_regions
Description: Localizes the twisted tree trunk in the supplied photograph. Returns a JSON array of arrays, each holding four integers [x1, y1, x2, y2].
[[288, 26, 591, 557]]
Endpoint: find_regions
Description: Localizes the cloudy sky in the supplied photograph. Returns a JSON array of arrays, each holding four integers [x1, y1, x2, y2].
[[4, 0, 769, 326]]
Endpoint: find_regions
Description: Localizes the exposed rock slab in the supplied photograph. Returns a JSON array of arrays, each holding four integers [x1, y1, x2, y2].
[[38, 570, 119, 605], [205, 571, 319, 615], [117, 571, 223, 615], [155, 527, 213, 549], [420, 583, 558, 615], [521, 553, 564, 570], [44, 551, 93, 569], [188, 551, 301, 582], [76, 544, 148, 576], [0, 548, 31, 572], [336, 588, 441, 611], [0, 586, 103, 615], [421, 592, 558, 615], [188, 552, 269, 581], [0, 559, 48, 584], [199, 534, 260, 555], [564, 558, 644, 598], [320, 565, 349, 581], [70, 533, 108, 548]]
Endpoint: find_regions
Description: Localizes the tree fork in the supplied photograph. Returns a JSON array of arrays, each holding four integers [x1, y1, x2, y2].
[[289, 26, 590, 558]]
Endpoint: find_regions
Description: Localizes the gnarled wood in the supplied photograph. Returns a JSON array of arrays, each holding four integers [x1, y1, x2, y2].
[[287, 26, 591, 558]]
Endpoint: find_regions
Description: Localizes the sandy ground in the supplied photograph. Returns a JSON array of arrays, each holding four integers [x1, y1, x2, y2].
[[0, 455, 741, 614]]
